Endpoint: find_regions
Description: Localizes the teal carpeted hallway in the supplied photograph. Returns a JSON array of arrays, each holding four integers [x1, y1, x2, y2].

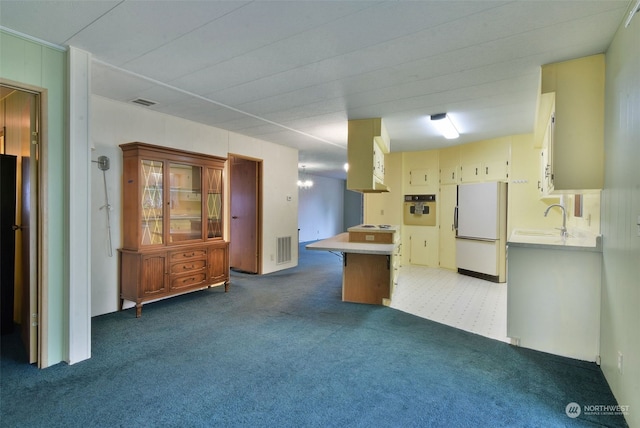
[[0, 244, 627, 427]]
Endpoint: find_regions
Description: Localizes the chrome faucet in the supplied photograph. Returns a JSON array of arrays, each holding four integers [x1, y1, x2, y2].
[[544, 204, 567, 237]]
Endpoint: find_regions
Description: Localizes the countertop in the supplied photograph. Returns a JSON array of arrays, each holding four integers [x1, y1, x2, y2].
[[507, 228, 602, 252], [306, 232, 396, 255]]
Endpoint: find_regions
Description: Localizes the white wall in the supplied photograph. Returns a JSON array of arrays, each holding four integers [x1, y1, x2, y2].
[[600, 16, 640, 428], [90, 96, 298, 316], [298, 173, 345, 242]]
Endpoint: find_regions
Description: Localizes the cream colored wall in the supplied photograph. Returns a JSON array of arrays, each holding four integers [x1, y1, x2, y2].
[[90, 96, 298, 316], [600, 14, 640, 427]]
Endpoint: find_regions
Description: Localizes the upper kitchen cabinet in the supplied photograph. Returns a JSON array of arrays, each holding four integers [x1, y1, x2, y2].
[[439, 145, 460, 185], [403, 150, 438, 191], [459, 137, 511, 183], [541, 54, 604, 193], [347, 118, 390, 193], [535, 92, 556, 197]]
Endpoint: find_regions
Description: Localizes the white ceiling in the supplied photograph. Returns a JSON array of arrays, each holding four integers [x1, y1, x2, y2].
[[0, 0, 630, 178]]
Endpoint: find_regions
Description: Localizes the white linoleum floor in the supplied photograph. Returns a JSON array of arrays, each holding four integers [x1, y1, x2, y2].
[[391, 266, 509, 343]]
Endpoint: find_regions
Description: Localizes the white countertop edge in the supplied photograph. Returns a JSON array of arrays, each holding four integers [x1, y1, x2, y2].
[[507, 240, 602, 252], [306, 233, 396, 255]]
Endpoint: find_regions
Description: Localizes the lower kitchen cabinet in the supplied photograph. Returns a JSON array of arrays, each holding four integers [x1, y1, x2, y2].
[[405, 227, 439, 267], [506, 243, 601, 361], [120, 241, 229, 317], [343, 253, 390, 305]]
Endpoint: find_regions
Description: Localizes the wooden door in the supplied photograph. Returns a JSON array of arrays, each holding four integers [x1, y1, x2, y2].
[[229, 155, 260, 273], [0, 155, 17, 335], [20, 157, 37, 363], [2, 86, 40, 364]]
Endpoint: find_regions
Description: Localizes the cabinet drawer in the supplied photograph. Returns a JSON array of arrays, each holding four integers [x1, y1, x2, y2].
[[170, 249, 206, 262], [170, 272, 207, 290], [170, 259, 206, 274]]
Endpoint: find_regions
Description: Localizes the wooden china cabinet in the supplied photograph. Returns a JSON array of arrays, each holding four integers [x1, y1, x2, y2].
[[119, 142, 229, 317]]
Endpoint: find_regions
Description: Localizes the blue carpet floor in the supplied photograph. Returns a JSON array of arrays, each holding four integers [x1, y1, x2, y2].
[[0, 243, 628, 427]]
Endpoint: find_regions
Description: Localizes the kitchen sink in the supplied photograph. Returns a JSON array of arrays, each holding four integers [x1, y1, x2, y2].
[[508, 228, 600, 249]]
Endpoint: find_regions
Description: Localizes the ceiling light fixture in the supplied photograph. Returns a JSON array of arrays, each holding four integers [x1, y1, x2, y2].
[[624, 0, 640, 28], [430, 113, 459, 139], [297, 165, 314, 189]]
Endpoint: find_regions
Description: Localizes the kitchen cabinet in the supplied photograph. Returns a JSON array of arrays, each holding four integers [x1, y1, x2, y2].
[[363, 152, 403, 226], [439, 165, 458, 185], [347, 118, 390, 193], [119, 142, 229, 317], [347, 226, 399, 305], [409, 168, 434, 187], [403, 151, 438, 191], [507, 236, 602, 361], [538, 110, 555, 196], [459, 137, 510, 183], [405, 226, 438, 267], [439, 145, 459, 185], [438, 184, 457, 270], [343, 253, 391, 305], [541, 54, 604, 192], [306, 225, 399, 305]]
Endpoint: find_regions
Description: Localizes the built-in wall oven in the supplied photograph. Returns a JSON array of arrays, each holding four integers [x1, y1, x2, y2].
[[403, 194, 436, 226]]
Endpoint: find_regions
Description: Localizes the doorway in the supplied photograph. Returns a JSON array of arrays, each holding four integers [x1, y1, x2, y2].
[[229, 154, 262, 274], [0, 84, 41, 365]]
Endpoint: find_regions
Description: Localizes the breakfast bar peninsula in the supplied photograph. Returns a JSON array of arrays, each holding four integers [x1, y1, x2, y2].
[[306, 225, 400, 305]]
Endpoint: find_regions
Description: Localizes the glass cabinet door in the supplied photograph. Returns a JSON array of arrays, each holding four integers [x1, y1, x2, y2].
[[141, 159, 164, 246], [169, 162, 202, 243], [205, 167, 223, 239]]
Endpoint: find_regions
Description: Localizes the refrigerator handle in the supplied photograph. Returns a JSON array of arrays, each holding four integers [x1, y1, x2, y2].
[[453, 206, 458, 233]]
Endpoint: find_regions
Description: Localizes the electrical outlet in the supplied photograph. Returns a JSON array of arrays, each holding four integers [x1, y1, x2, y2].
[[617, 351, 623, 374]]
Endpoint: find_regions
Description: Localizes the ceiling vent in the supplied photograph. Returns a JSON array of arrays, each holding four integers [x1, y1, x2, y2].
[[130, 98, 156, 107]]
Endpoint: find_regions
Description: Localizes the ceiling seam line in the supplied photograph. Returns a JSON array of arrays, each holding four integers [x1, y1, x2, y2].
[[93, 59, 345, 150]]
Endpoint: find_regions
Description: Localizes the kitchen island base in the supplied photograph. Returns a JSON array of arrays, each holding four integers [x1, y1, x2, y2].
[[306, 225, 399, 306], [343, 253, 390, 305]]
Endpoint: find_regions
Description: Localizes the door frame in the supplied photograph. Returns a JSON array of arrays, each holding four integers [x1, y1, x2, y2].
[[1, 79, 47, 366], [228, 153, 263, 274]]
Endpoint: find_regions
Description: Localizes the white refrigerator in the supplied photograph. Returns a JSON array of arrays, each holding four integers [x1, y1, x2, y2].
[[455, 181, 507, 282]]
